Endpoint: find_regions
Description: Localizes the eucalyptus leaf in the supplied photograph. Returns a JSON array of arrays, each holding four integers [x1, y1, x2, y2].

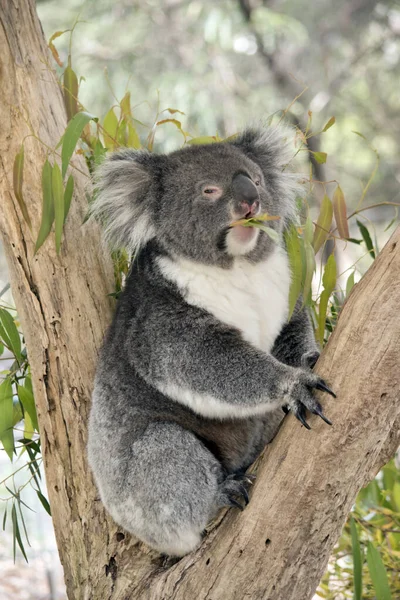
[[52, 163, 64, 254], [350, 517, 363, 600], [366, 542, 392, 600], [0, 379, 14, 461], [35, 160, 54, 253], [62, 111, 97, 177]]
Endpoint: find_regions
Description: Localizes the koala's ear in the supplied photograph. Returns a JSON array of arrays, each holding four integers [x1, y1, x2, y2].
[[91, 150, 157, 254], [229, 126, 294, 172]]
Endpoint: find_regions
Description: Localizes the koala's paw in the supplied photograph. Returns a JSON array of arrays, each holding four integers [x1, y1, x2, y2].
[[282, 369, 336, 430], [301, 350, 320, 370], [216, 473, 255, 511]]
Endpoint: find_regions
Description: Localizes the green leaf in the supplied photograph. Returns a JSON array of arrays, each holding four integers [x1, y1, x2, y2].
[[36, 491, 51, 516], [356, 220, 376, 259], [2, 507, 7, 531], [0, 308, 22, 363], [312, 151, 327, 164], [127, 122, 141, 149], [120, 91, 132, 118], [318, 254, 336, 345], [366, 542, 392, 600], [62, 111, 97, 178], [17, 385, 39, 433], [313, 195, 333, 254], [333, 185, 349, 239], [63, 65, 79, 122], [257, 225, 279, 242], [350, 517, 363, 600], [322, 116, 335, 132], [64, 175, 74, 222], [11, 503, 28, 562], [346, 272, 355, 298], [13, 145, 32, 230], [187, 136, 218, 145], [0, 379, 14, 461], [35, 160, 55, 253], [285, 224, 302, 320], [52, 163, 64, 254], [303, 241, 315, 305], [103, 108, 119, 150]]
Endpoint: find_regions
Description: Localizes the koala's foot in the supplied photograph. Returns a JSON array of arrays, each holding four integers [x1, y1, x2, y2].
[[281, 369, 336, 430], [217, 472, 255, 511]]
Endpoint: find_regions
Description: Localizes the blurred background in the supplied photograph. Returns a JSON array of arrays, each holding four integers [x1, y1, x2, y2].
[[1, 0, 399, 598]]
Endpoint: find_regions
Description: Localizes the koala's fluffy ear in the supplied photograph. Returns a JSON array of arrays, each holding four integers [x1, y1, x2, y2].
[[91, 150, 156, 254], [230, 126, 302, 223]]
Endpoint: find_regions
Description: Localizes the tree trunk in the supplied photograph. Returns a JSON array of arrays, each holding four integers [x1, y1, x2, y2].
[[0, 2, 399, 599]]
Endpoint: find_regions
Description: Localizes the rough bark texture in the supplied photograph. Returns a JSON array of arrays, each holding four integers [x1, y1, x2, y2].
[[0, 2, 399, 600]]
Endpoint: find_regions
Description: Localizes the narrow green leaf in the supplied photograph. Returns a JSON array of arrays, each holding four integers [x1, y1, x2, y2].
[[63, 65, 79, 122], [36, 491, 51, 516], [285, 224, 302, 320], [2, 507, 7, 531], [127, 122, 141, 149], [356, 220, 376, 259], [0, 308, 22, 363], [17, 385, 39, 433], [322, 116, 335, 132], [313, 195, 333, 254], [64, 175, 74, 222], [120, 91, 132, 118], [0, 379, 14, 461], [13, 145, 32, 230], [333, 185, 349, 239], [350, 517, 363, 600], [366, 542, 392, 600], [312, 151, 327, 164], [318, 254, 336, 345], [11, 504, 28, 562], [61, 111, 97, 178], [303, 241, 316, 305], [52, 163, 64, 254], [257, 225, 279, 242], [35, 160, 54, 253], [383, 207, 398, 232], [346, 272, 355, 298], [103, 108, 119, 150]]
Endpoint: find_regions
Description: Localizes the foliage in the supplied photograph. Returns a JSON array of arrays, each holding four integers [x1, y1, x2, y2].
[[1, 23, 399, 600]]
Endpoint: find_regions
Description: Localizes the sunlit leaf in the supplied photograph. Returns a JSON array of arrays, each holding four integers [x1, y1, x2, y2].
[[120, 92, 132, 118], [13, 145, 32, 230], [63, 64, 79, 122], [62, 111, 97, 177], [48, 30, 67, 67], [333, 185, 349, 239], [312, 151, 327, 164], [103, 108, 119, 150], [187, 136, 218, 145], [313, 194, 333, 254], [164, 108, 185, 115], [318, 253, 336, 345], [285, 224, 302, 319], [156, 118, 189, 141], [35, 160, 54, 253], [366, 542, 392, 600], [63, 175, 74, 222], [52, 163, 64, 254], [303, 241, 315, 305], [0, 308, 22, 363], [17, 385, 39, 433], [357, 220, 376, 259], [0, 379, 14, 461], [350, 517, 363, 600], [322, 116, 335, 132], [345, 271, 355, 298], [127, 123, 141, 149]]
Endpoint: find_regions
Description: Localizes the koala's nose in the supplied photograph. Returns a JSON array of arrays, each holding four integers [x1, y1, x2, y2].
[[232, 173, 260, 217]]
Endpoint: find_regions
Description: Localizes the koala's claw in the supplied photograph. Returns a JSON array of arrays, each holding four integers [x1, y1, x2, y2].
[[312, 403, 333, 426], [293, 403, 311, 430], [315, 380, 336, 398], [218, 474, 253, 511]]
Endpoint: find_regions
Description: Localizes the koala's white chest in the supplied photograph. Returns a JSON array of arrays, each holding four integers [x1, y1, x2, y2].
[[159, 248, 291, 353]]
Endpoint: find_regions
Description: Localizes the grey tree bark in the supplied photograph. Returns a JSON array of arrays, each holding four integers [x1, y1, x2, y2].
[[0, 2, 399, 599]]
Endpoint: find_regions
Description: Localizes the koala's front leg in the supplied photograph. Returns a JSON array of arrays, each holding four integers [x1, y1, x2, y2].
[[127, 300, 335, 428]]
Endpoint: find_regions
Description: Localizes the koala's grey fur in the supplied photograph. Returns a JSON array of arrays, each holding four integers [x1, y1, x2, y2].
[[88, 127, 333, 557]]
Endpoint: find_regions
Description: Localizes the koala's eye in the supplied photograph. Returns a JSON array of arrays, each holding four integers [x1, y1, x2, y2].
[[254, 178, 261, 186], [202, 186, 222, 199]]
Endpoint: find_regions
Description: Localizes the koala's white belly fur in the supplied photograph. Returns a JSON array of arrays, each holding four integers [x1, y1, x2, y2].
[[158, 246, 290, 353]]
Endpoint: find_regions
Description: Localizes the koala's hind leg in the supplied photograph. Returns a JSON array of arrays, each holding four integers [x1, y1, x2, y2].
[[101, 421, 230, 557]]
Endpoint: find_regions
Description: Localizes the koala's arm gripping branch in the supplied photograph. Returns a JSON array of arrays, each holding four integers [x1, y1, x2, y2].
[[126, 303, 330, 420], [272, 300, 320, 368]]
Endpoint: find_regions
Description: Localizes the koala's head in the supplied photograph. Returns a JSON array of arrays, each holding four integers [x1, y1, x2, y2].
[[92, 127, 301, 266]]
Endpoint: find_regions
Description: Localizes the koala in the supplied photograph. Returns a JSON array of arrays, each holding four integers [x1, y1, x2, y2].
[[87, 127, 335, 557]]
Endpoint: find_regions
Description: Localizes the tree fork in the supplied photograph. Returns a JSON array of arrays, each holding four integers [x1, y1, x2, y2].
[[0, 2, 399, 599]]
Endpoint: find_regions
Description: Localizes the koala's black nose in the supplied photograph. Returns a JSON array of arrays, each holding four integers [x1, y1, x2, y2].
[[232, 173, 260, 216]]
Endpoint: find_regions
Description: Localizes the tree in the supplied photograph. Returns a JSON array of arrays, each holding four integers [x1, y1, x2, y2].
[[0, 2, 399, 598]]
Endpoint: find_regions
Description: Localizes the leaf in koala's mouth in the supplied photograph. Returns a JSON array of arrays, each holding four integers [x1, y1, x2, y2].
[[231, 213, 280, 243]]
